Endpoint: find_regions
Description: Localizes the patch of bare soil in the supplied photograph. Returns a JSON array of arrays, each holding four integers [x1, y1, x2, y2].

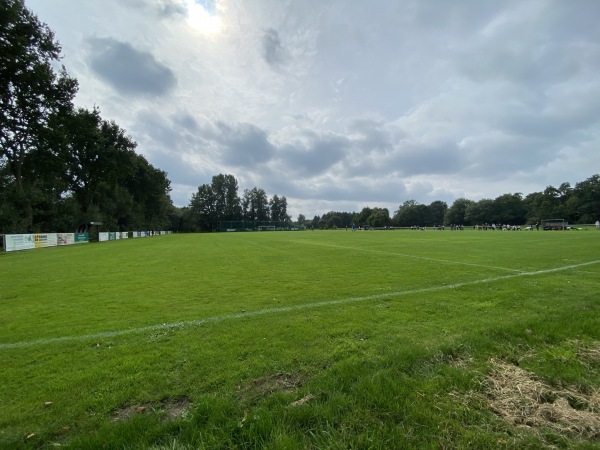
[[237, 372, 304, 404], [482, 358, 599, 439], [111, 396, 191, 423]]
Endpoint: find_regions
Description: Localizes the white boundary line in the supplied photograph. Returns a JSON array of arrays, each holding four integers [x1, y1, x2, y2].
[[288, 239, 525, 273], [1, 260, 598, 350]]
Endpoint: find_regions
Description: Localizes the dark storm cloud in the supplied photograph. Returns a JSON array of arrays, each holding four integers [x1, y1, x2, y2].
[[262, 28, 287, 67], [88, 37, 176, 96]]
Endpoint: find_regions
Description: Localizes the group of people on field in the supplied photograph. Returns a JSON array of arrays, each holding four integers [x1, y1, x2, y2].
[[472, 222, 539, 231]]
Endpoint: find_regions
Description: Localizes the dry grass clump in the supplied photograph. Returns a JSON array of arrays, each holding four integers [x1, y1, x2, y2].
[[482, 358, 599, 439], [576, 340, 600, 365]]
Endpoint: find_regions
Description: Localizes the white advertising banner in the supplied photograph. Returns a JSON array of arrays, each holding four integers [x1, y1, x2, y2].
[[57, 233, 75, 246], [32, 234, 58, 249], [99, 232, 109, 242], [47, 233, 58, 247], [4, 234, 35, 252]]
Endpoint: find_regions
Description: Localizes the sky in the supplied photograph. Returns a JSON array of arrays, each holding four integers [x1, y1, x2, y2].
[[25, 0, 600, 219]]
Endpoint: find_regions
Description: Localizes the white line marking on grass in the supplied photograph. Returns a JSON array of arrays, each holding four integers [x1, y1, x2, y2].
[[289, 239, 525, 273], [1, 260, 598, 350]]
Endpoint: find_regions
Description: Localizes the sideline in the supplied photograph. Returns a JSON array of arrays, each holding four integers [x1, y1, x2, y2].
[[1, 260, 598, 350], [288, 239, 525, 273]]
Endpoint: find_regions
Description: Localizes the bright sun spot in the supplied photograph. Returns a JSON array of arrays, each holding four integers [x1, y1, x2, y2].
[[185, 0, 222, 36]]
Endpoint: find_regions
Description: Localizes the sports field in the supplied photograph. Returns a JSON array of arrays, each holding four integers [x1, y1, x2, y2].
[[1, 230, 599, 448]]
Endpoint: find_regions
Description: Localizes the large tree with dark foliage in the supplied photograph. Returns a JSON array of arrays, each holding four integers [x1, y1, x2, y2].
[[242, 187, 270, 222], [0, 0, 78, 231], [0, 0, 173, 234], [189, 174, 241, 231], [269, 194, 290, 223]]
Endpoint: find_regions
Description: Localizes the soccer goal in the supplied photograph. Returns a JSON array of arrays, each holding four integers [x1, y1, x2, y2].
[[258, 225, 276, 231]]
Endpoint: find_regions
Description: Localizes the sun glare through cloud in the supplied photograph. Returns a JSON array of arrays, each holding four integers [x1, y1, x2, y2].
[[185, 0, 222, 36]]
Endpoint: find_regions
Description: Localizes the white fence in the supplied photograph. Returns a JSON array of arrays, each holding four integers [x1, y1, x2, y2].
[[1, 232, 89, 252], [2, 231, 172, 252]]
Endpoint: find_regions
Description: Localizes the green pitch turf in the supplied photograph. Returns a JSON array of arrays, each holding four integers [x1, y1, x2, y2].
[[1, 230, 599, 448]]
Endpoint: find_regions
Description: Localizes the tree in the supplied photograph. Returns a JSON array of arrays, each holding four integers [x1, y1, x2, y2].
[[269, 194, 289, 223], [211, 174, 241, 222], [367, 207, 390, 228], [50, 107, 171, 231], [464, 199, 494, 225], [353, 207, 372, 228], [190, 184, 216, 231], [445, 198, 474, 226], [1, 0, 78, 230], [393, 200, 426, 227], [427, 200, 447, 227], [321, 211, 342, 229], [188, 174, 242, 231], [573, 174, 600, 223], [523, 191, 543, 225], [310, 215, 321, 229], [492, 193, 526, 225], [296, 214, 306, 226], [123, 153, 172, 230], [242, 187, 269, 222], [61, 110, 133, 215]]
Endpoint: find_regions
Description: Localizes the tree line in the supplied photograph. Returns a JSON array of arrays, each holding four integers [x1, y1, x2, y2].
[[1, 0, 173, 234], [308, 174, 600, 230], [182, 174, 290, 232]]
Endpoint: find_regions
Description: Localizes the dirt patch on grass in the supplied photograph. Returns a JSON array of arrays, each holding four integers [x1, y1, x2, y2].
[[237, 372, 305, 403], [111, 396, 191, 423], [482, 358, 599, 439]]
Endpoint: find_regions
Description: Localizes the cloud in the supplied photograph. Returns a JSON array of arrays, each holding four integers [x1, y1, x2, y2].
[[211, 122, 277, 167], [24, 0, 600, 218], [155, 0, 188, 18], [278, 132, 348, 177], [87, 37, 177, 97], [262, 28, 287, 67], [123, 0, 187, 19]]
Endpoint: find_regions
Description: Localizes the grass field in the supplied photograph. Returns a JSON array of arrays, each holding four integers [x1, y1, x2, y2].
[[1, 229, 599, 449]]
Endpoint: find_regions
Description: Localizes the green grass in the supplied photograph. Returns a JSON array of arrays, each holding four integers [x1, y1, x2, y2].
[[1, 230, 599, 449]]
